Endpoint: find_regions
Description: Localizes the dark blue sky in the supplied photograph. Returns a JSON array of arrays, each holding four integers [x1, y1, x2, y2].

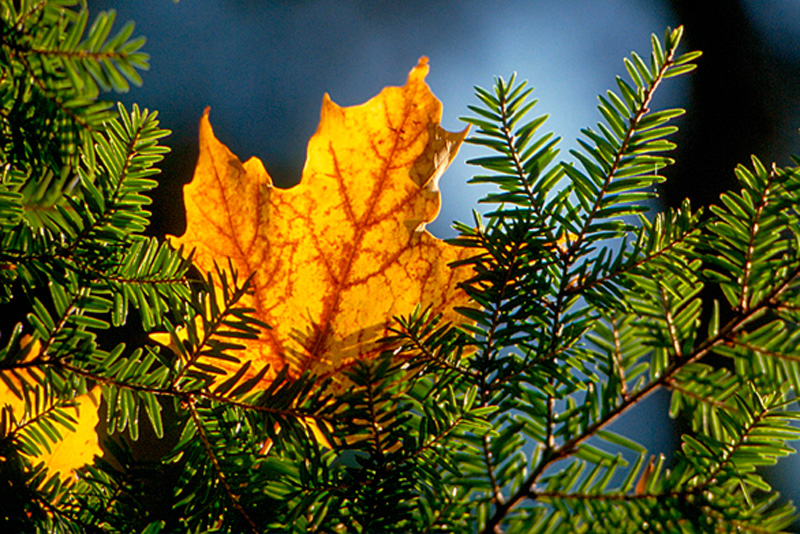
[[94, 0, 683, 237]]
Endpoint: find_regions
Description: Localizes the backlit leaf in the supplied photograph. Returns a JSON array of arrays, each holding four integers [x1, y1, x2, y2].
[[0, 338, 101, 481], [168, 58, 472, 390]]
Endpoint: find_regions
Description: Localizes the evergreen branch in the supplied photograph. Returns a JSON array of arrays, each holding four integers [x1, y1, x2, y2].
[[86, 266, 188, 288], [526, 488, 782, 534], [8, 6, 800, 530], [6, 396, 76, 453], [664, 376, 738, 412], [462, 77, 562, 219], [186, 399, 259, 534], [355, 362, 393, 462], [705, 158, 800, 313], [10, 51, 94, 131], [698, 509, 784, 534], [566, 206, 700, 298], [736, 165, 778, 313], [65, 105, 167, 257], [564, 41, 677, 257], [388, 311, 479, 380], [684, 393, 771, 492], [408, 406, 477, 465], [729, 338, 800, 363], [24, 46, 136, 62], [477, 76, 558, 242], [10, 0, 56, 28], [529, 487, 688, 502], [420, 494, 464, 534], [167, 269, 259, 390], [482, 434, 505, 505], [608, 316, 629, 400], [57, 358, 332, 423], [496, 91, 544, 216], [545, 387, 556, 451], [481, 272, 798, 532], [466, 224, 535, 365], [28, 279, 92, 372], [657, 279, 683, 358]]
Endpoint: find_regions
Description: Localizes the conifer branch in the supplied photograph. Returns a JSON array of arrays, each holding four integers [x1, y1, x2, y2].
[[7, 10, 800, 531], [187, 399, 259, 534], [564, 35, 676, 259], [482, 279, 798, 532]]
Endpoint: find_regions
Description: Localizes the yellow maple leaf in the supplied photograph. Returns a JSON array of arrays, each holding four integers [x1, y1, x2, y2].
[[0, 337, 101, 481], [167, 57, 472, 390]]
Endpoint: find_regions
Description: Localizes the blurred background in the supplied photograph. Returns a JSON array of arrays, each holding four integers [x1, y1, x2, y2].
[[89, 0, 800, 527]]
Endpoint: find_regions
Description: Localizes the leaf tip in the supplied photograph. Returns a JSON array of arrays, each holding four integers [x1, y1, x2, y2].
[[199, 106, 213, 137], [411, 56, 430, 81]]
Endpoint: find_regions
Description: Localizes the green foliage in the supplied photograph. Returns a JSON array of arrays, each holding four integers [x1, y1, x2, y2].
[[0, 0, 147, 172], [3, 3, 800, 533]]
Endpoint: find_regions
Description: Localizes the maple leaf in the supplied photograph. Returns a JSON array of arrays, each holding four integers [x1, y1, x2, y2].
[[0, 337, 101, 481], [167, 57, 472, 390]]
